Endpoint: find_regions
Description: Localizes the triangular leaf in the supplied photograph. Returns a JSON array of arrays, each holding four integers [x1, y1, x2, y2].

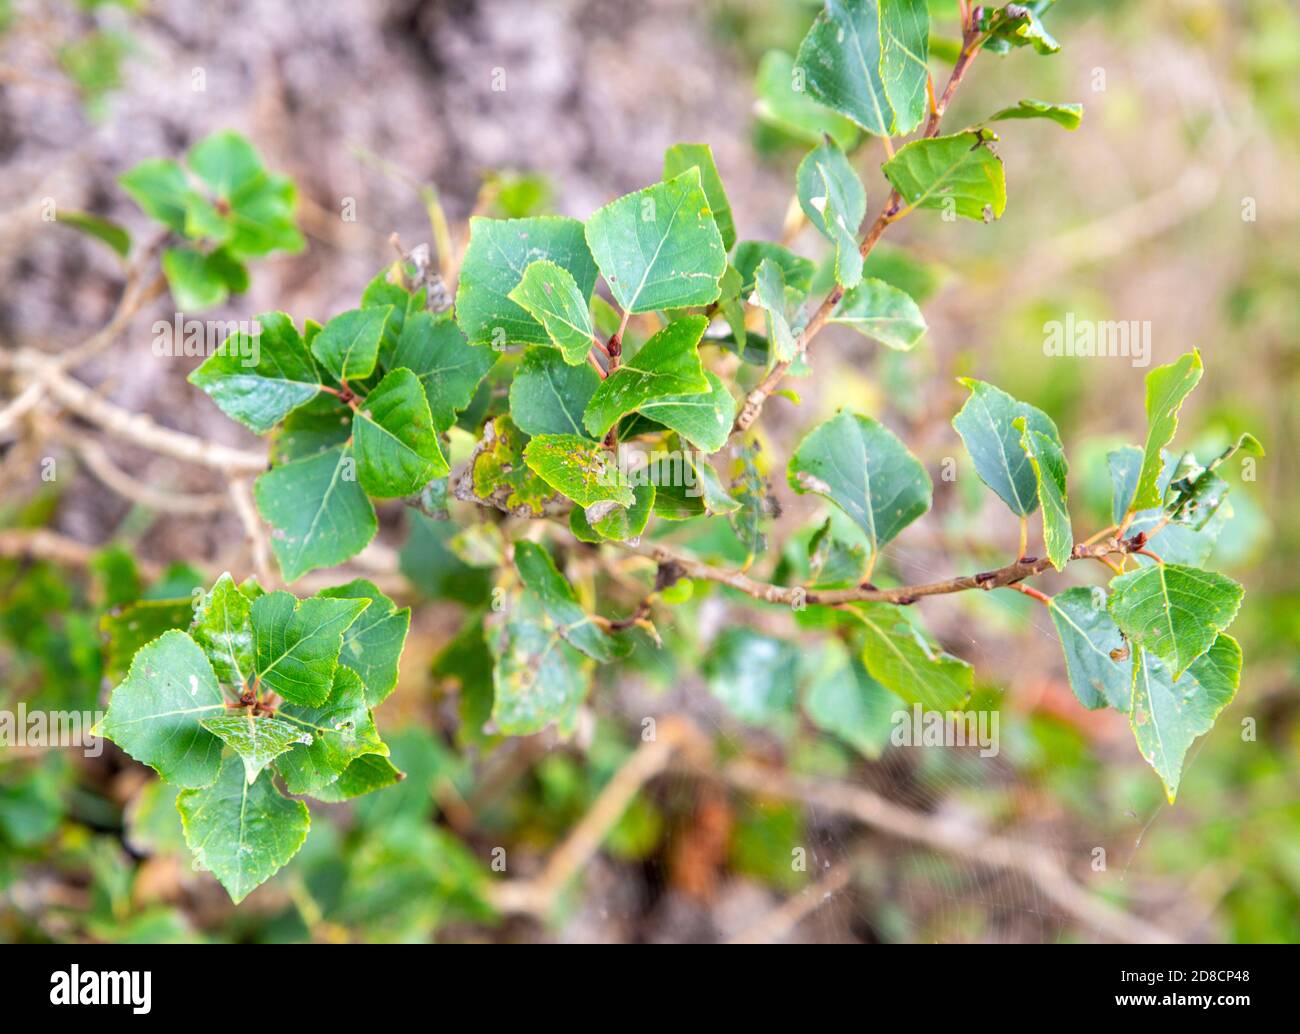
[[582, 315, 710, 438], [829, 277, 926, 350], [316, 579, 411, 707], [1108, 563, 1243, 679], [354, 367, 448, 499], [509, 346, 601, 438], [189, 312, 321, 434], [882, 131, 1007, 221], [584, 169, 726, 313], [250, 591, 370, 707], [513, 541, 630, 662], [1047, 587, 1132, 711], [199, 714, 311, 784], [310, 306, 393, 382], [1130, 634, 1241, 803], [274, 665, 386, 794], [952, 378, 1060, 517], [455, 216, 597, 348], [192, 573, 254, 689], [507, 259, 599, 365], [99, 630, 226, 789], [254, 444, 378, 582], [176, 755, 309, 903], [788, 410, 931, 563]]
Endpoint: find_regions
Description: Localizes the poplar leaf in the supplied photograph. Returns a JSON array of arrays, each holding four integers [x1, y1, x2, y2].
[[1108, 564, 1243, 679], [1130, 635, 1241, 803], [584, 169, 726, 313], [176, 756, 309, 904], [788, 410, 932, 563]]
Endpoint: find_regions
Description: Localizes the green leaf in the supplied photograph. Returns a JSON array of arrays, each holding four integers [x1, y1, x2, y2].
[[797, 139, 867, 288], [1130, 635, 1241, 803], [509, 346, 601, 438], [487, 591, 591, 736], [119, 158, 190, 234], [254, 444, 377, 582], [273, 665, 386, 794], [188, 130, 264, 199], [847, 603, 973, 710], [1107, 444, 1143, 525], [663, 142, 736, 251], [354, 367, 448, 498], [829, 277, 925, 350], [100, 599, 196, 683], [803, 644, 902, 758], [1132, 350, 1203, 512], [882, 131, 1007, 221], [99, 630, 226, 789], [188, 311, 321, 434], [513, 541, 629, 662], [1047, 587, 1132, 711], [732, 240, 816, 295], [794, 0, 929, 137], [1108, 564, 1243, 679], [160, 247, 245, 310], [571, 481, 656, 542], [584, 169, 727, 313], [506, 259, 599, 365], [705, 628, 798, 725], [310, 754, 404, 803], [310, 306, 392, 383], [788, 410, 932, 563], [250, 590, 370, 706], [522, 434, 634, 510], [316, 579, 410, 707], [753, 50, 859, 149], [751, 258, 800, 363], [56, 210, 131, 258], [390, 311, 495, 433], [952, 378, 1061, 517], [986, 99, 1082, 130], [199, 714, 311, 784], [625, 371, 736, 454], [468, 415, 560, 517], [729, 439, 776, 566], [808, 516, 869, 587], [982, 1, 1060, 56], [582, 315, 710, 438], [1015, 417, 1072, 570], [176, 755, 309, 903], [650, 452, 740, 520], [455, 216, 597, 348], [192, 573, 254, 689]]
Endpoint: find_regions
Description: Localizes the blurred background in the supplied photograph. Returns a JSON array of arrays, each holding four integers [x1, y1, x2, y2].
[[0, 0, 1296, 943]]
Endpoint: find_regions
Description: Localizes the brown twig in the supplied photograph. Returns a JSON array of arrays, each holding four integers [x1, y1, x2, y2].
[[709, 758, 1178, 944], [624, 537, 1132, 608], [732, 26, 985, 436]]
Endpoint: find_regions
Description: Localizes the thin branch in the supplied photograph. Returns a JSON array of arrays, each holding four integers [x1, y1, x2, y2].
[[7, 351, 266, 475], [61, 433, 227, 515], [709, 758, 1178, 945], [228, 478, 275, 586], [625, 537, 1133, 608], [732, 27, 984, 436], [486, 716, 708, 917], [726, 848, 861, 944]]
